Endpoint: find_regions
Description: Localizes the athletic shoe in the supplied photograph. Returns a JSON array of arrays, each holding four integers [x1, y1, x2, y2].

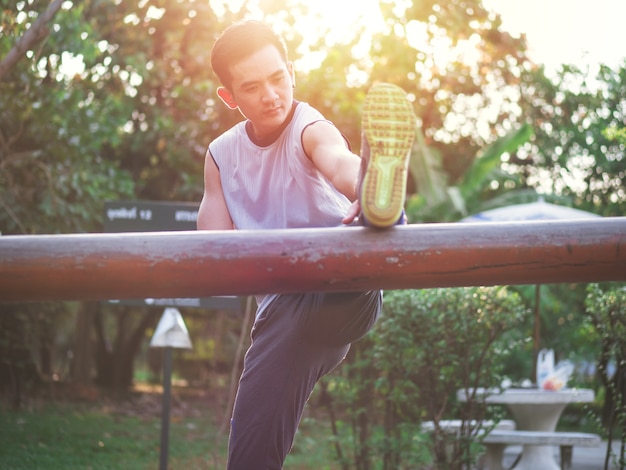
[[359, 83, 416, 228]]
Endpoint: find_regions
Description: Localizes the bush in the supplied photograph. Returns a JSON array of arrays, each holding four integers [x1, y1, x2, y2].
[[323, 286, 527, 470], [585, 283, 626, 468]]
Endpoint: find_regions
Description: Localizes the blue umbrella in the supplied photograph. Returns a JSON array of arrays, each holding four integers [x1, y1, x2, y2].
[[461, 198, 600, 223]]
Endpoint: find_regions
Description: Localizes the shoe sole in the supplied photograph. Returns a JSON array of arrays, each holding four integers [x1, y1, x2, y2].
[[360, 83, 415, 227]]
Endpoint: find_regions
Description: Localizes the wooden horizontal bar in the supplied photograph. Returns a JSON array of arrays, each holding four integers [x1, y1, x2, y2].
[[0, 218, 624, 302]]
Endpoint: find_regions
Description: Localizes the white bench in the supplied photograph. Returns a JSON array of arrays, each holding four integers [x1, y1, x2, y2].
[[481, 430, 602, 470], [420, 419, 516, 467], [420, 419, 516, 434]]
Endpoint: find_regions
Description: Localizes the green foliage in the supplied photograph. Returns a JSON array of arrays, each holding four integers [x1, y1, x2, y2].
[[0, 1, 135, 234], [406, 124, 534, 222], [517, 63, 626, 217], [0, 302, 77, 402], [2, 2, 622, 229], [2, 1, 622, 231], [373, 0, 532, 185], [585, 283, 626, 466], [1, 4, 623, 464], [323, 287, 527, 469], [407, 126, 450, 213], [603, 125, 626, 146], [459, 124, 534, 202]]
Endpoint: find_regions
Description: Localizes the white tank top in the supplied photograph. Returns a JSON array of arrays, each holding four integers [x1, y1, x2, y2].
[[209, 102, 351, 230]]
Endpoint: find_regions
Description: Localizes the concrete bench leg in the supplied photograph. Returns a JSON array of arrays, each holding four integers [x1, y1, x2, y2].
[[560, 445, 573, 470], [481, 443, 506, 470]]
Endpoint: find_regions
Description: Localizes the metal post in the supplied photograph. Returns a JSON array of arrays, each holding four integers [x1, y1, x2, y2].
[[150, 308, 192, 470], [159, 347, 173, 470]]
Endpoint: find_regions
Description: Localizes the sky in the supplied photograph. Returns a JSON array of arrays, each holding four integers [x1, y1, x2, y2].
[[483, 0, 626, 71], [301, 0, 626, 73]]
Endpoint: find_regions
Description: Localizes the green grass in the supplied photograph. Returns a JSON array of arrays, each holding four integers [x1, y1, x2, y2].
[[0, 403, 223, 470], [3, 397, 601, 469], [0, 400, 337, 469]]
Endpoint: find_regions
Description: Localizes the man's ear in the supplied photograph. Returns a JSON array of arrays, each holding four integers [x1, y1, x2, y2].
[[217, 87, 238, 109], [288, 61, 295, 88]]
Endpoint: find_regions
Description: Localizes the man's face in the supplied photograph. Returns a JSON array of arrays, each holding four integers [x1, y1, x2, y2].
[[225, 44, 295, 138]]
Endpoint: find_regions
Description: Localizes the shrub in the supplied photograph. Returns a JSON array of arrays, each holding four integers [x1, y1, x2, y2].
[[585, 283, 626, 468], [323, 286, 527, 470]]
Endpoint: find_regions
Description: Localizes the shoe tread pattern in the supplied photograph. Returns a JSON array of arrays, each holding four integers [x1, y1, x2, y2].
[[361, 83, 415, 227]]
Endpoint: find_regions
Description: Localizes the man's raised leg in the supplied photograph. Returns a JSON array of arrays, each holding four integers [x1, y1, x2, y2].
[[359, 83, 416, 228]]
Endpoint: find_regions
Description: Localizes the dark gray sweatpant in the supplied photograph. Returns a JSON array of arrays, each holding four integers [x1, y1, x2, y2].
[[226, 290, 382, 469]]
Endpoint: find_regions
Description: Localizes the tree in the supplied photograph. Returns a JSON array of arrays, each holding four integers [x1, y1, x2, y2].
[[92, 304, 160, 389], [371, 0, 531, 184], [0, 304, 43, 406], [1, 1, 136, 235], [0, 0, 65, 80], [515, 62, 626, 217], [585, 284, 626, 469], [1, 0, 138, 395], [2, 0, 622, 402]]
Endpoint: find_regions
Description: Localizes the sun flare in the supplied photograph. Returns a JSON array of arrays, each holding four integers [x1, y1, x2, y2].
[[289, 0, 386, 75], [296, 0, 385, 43]]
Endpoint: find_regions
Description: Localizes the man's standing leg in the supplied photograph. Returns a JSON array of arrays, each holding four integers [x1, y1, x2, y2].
[[226, 291, 381, 469]]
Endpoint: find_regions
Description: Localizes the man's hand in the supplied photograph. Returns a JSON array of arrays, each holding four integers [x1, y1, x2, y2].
[[342, 200, 361, 225]]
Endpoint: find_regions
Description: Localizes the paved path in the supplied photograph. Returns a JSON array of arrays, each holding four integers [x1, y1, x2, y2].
[[501, 440, 621, 469]]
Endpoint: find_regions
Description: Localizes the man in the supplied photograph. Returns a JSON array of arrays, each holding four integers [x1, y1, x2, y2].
[[197, 20, 416, 469]]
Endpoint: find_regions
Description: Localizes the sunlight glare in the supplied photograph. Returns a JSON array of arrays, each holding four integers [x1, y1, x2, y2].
[[59, 52, 86, 78], [296, 0, 384, 45], [292, 0, 386, 72], [483, 0, 626, 71]]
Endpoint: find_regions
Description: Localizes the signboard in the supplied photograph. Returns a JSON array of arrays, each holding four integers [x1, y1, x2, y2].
[[103, 200, 240, 311], [106, 296, 242, 310], [104, 200, 199, 232]]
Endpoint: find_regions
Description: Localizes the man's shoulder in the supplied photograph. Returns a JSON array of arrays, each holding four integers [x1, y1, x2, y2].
[[292, 102, 328, 128], [208, 121, 249, 164], [212, 120, 247, 145], [294, 101, 322, 116]]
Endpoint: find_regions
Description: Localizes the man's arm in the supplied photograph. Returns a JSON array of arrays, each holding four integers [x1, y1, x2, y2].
[[302, 120, 361, 200], [197, 149, 235, 230], [302, 120, 362, 223]]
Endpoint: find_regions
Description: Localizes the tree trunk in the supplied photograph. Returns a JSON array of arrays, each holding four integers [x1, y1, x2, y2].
[[72, 302, 96, 384], [0, 304, 41, 407], [93, 305, 159, 390], [38, 315, 53, 378], [0, 0, 65, 80]]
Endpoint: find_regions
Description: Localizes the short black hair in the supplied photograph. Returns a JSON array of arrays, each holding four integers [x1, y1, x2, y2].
[[211, 20, 289, 90]]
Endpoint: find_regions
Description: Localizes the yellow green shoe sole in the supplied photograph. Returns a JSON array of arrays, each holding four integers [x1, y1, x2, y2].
[[360, 83, 416, 227]]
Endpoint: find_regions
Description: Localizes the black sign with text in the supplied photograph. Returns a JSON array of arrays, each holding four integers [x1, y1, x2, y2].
[[103, 200, 240, 311], [104, 200, 200, 232]]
